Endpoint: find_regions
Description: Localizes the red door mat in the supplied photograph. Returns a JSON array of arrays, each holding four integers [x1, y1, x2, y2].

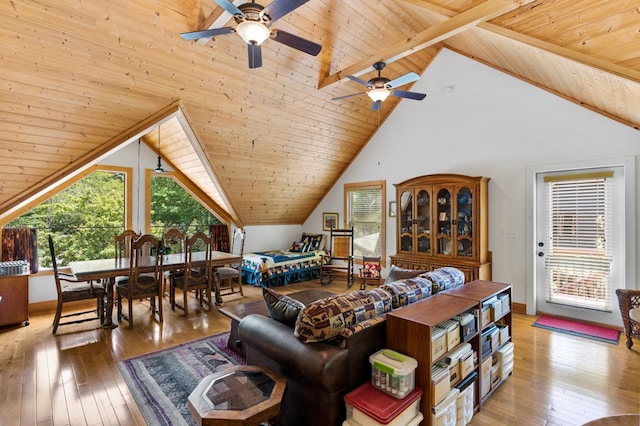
[[532, 315, 620, 345]]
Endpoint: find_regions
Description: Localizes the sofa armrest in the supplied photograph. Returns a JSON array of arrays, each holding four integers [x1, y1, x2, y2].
[[239, 314, 350, 392]]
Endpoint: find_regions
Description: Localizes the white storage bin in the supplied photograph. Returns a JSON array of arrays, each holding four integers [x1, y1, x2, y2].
[[369, 349, 418, 398], [432, 388, 459, 426], [343, 412, 423, 426]]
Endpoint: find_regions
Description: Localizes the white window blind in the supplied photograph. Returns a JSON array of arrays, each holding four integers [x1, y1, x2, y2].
[[346, 185, 383, 258], [543, 172, 613, 311]]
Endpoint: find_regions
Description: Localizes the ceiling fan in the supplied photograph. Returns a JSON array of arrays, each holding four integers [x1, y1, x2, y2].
[[180, 0, 322, 69], [332, 62, 427, 111]]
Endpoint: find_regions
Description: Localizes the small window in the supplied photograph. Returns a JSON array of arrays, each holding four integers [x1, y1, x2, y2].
[[344, 180, 386, 264]]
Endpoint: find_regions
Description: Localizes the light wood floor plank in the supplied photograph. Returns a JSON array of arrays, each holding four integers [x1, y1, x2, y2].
[[0, 279, 638, 426]]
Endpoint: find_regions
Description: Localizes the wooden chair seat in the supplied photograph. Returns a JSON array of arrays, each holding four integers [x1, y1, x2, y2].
[[215, 228, 245, 297]]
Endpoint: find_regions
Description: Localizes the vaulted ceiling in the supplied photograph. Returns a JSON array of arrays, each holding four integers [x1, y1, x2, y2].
[[1, 0, 639, 227]]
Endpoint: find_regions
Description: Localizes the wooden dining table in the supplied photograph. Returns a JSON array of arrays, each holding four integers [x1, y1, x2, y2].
[[69, 251, 243, 327]]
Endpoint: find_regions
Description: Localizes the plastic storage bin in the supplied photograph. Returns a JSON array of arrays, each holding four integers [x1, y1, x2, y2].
[[455, 372, 477, 426], [369, 349, 417, 398], [454, 313, 476, 342], [344, 382, 423, 426], [343, 413, 423, 426], [432, 388, 459, 426]]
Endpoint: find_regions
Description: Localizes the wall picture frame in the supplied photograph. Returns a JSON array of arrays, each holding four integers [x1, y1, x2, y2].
[[389, 201, 397, 217], [323, 212, 339, 231]]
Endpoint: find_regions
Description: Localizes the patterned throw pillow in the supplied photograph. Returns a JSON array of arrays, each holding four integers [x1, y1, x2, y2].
[[263, 287, 305, 327], [423, 267, 465, 293], [380, 277, 433, 309], [362, 261, 381, 278], [294, 289, 392, 343], [290, 241, 306, 252]]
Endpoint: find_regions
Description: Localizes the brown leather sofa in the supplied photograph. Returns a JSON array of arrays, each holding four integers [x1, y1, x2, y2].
[[238, 266, 465, 426], [238, 312, 386, 426]]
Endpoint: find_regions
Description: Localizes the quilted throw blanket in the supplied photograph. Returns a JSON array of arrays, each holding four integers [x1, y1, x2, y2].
[[242, 250, 328, 287]]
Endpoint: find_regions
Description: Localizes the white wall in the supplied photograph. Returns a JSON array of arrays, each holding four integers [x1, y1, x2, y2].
[[304, 48, 640, 307]]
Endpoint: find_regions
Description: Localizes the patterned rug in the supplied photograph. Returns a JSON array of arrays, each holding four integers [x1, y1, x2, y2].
[[118, 332, 244, 426]]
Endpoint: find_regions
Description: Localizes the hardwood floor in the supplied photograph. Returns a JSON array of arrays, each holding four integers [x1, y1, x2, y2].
[[1, 279, 639, 426]]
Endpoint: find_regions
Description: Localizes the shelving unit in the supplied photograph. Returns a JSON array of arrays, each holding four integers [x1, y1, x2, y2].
[[391, 173, 491, 282], [385, 280, 512, 425]]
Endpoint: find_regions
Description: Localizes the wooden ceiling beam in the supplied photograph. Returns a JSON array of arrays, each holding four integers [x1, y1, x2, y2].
[[318, 0, 535, 89], [407, 0, 640, 85]]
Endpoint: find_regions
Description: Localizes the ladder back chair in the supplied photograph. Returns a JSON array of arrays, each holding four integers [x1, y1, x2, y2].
[[162, 228, 186, 295], [48, 235, 106, 334], [114, 229, 140, 260], [215, 228, 245, 297], [116, 234, 163, 328], [170, 231, 212, 316]]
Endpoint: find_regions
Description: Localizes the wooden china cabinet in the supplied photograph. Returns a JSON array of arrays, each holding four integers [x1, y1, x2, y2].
[[390, 174, 491, 282]]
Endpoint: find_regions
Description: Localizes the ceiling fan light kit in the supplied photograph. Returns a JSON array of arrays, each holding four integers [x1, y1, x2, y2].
[[333, 61, 427, 111], [180, 0, 321, 69]]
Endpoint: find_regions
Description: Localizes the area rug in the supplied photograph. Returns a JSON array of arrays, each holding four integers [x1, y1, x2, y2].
[[118, 332, 244, 426], [532, 315, 621, 345]]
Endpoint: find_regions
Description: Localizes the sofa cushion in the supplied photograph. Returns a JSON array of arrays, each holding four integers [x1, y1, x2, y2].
[[384, 265, 427, 284], [380, 277, 433, 309], [294, 289, 392, 343], [421, 267, 465, 293], [263, 287, 305, 327]]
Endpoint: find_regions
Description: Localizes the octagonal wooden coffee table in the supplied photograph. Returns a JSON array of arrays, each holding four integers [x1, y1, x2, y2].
[[188, 365, 286, 426]]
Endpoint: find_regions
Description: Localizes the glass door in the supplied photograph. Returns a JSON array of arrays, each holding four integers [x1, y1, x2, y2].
[[398, 190, 413, 253], [436, 188, 452, 256], [416, 189, 431, 254], [455, 186, 473, 258]]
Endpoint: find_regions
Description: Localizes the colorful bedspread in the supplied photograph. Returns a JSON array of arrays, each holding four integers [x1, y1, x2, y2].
[[241, 249, 329, 287]]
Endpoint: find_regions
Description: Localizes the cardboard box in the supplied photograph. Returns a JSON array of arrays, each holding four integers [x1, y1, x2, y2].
[[432, 388, 459, 426], [454, 313, 476, 342], [439, 319, 461, 351], [432, 364, 451, 406], [432, 326, 447, 362]]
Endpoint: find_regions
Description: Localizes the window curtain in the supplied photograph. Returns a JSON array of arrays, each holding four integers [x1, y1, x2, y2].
[[209, 224, 230, 252], [1, 227, 38, 273]]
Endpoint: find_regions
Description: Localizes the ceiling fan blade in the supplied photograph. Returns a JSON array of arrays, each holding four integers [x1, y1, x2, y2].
[[248, 43, 263, 69], [213, 0, 243, 16], [180, 27, 235, 40], [331, 92, 367, 101], [346, 75, 370, 87], [371, 101, 382, 111], [392, 90, 427, 101], [266, 0, 310, 22], [387, 72, 420, 88], [271, 30, 321, 56]]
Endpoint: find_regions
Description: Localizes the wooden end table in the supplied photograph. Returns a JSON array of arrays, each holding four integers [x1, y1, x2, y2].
[[188, 365, 286, 426], [219, 288, 335, 357]]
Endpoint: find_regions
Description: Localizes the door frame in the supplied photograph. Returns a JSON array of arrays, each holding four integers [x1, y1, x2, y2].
[[525, 156, 636, 317]]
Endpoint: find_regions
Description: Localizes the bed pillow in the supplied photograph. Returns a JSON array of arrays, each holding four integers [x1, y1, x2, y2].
[[301, 233, 327, 252], [384, 264, 428, 284], [263, 287, 305, 327], [290, 241, 306, 252]]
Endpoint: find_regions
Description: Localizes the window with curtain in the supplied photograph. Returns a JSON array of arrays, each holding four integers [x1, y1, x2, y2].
[[544, 172, 613, 311], [345, 180, 386, 263]]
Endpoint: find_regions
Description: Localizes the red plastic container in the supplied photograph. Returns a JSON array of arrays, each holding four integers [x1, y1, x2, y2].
[[344, 382, 423, 426]]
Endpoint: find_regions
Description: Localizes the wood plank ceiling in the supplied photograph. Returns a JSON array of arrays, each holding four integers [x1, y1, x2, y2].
[[1, 0, 638, 226]]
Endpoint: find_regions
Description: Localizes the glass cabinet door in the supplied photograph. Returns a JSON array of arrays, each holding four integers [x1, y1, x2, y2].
[[416, 189, 430, 254], [399, 190, 413, 253], [455, 186, 473, 257], [436, 188, 452, 255]]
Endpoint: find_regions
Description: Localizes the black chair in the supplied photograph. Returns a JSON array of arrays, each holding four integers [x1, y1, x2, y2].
[[116, 234, 163, 328], [48, 235, 106, 334], [170, 231, 212, 316]]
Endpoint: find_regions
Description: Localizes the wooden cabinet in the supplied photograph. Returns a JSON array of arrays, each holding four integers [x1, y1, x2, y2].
[[391, 174, 491, 282], [386, 280, 512, 425], [0, 274, 30, 327]]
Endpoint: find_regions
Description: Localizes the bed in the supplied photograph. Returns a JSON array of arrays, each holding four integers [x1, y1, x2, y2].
[[241, 233, 330, 287]]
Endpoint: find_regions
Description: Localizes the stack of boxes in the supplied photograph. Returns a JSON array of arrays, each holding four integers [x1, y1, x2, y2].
[[343, 349, 423, 426], [479, 293, 514, 399], [431, 316, 477, 426]]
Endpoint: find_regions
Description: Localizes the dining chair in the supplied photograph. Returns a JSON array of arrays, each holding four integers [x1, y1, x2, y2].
[[169, 231, 212, 316], [359, 256, 382, 290], [114, 229, 140, 260], [162, 228, 186, 295], [116, 234, 163, 328], [215, 228, 245, 297], [48, 235, 106, 334]]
